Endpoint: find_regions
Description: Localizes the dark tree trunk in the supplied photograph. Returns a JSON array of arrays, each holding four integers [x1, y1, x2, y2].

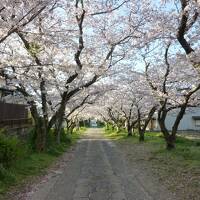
[[138, 106, 156, 142], [35, 117, 47, 152], [55, 117, 64, 144], [131, 120, 137, 136], [40, 78, 48, 135], [137, 108, 144, 142], [158, 107, 176, 150], [66, 119, 70, 134], [66, 119, 75, 134], [16, 88, 48, 152], [158, 102, 188, 150], [165, 134, 176, 150], [143, 106, 157, 131], [50, 96, 67, 144], [70, 123, 76, 134], [171, 104, 187, 137], [127, 123, 132, 137], [29, 103, 47, 152], [132, 127, 136, 136], [139, 130, 145, 142], [176, 0, 195, 55]]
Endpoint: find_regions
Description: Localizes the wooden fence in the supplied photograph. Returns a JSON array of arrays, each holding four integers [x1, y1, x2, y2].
[[0, 101, 32, 128]]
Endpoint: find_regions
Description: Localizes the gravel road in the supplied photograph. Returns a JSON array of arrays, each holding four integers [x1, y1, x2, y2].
[[27, 128, 174, 200]]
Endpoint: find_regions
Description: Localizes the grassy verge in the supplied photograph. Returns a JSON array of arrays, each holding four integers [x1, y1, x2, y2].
[[105, 129, 200, 199], [0, 127, 86, 197], [105, 129, 200, 167]]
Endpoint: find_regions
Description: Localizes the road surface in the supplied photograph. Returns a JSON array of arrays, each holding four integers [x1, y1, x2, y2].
[[28, 128, 174, 200]]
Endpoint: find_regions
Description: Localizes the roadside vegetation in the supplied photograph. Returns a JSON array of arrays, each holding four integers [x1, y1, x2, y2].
[[1, 0, 200, 199], [0, 127, 86, 196], [105, 128, 200, 199]]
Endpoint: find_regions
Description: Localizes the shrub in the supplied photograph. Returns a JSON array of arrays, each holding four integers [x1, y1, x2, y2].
[[26, 128, 37, 151], [60, 128, 72, 144], [0, 164, 16, 183], [0, 133, 26, 168], [196, 141, 200, 146]]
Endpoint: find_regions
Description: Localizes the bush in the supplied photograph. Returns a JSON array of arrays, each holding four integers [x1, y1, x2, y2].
[[26, 128, 37, 151], [0, 165, 16, 183], [0, 133, 26, 168], [60, 128, 72, 144], [196, 141, 200, 146]]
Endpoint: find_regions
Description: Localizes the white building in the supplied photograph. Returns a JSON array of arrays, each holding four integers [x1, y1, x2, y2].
[[151, 107, 200, 131], [90, 119, 97, 127]]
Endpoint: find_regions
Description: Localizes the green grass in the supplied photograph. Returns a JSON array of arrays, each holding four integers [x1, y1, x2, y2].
[[104, 129, 200, 168], [0, 153, 55, 194], [104, 129, 127, 140], [0, 128, 85, 197], [105, 129, 200, 196]]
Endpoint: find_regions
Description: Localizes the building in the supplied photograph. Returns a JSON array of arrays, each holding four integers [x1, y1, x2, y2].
[[151, 107, 200, 132], [90, 119, 97, 127]]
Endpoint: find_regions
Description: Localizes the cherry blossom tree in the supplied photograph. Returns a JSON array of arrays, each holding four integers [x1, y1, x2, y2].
[[116, 74, 157, 139], [1, 0, 200, 152], [147, 1, 200, 74], [145, 44, 200, 149], [0, 0, 58, 44], [0, 0, 135, 151]]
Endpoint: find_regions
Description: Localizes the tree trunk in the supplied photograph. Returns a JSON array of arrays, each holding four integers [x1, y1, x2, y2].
[[137, 108, 144, 141], [35, 117, 47, 152], [29, 103, 47, 152], [138, 106, 156, 142], [139, 129, 145, 142], [66, 119, 70, 134], [53, 99, 67, 144], [76, 121, 80, 131], [143, 106, 157, 131], [55, 118, 63, 144], [68, 128, 73, 134], [171, 104, 187, 136], [165, 134, 176, 150], [159, 118, 176, 150], [70, 123, 76, 134], [132, 127, 136, 136], [131, 120, 137, 136], [127, 123, 132, 136], [158, 108, 175, 150]]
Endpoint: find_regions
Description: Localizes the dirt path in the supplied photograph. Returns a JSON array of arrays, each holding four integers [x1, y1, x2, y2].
[[17, 128, 175, 200]]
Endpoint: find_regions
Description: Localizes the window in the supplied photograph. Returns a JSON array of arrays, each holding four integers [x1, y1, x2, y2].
[[195, 120, 200, 127], [192, 116, 200, 127]]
